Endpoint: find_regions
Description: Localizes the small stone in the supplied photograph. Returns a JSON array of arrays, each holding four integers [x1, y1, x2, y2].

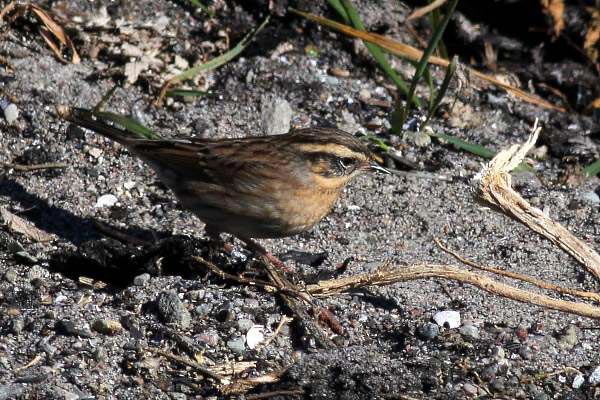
[[337, 110, 361, 134], [237, 318, 254, 333], [417, 322, 439, 340], [459, 324, 480, 339], [227, 337, 245, 355], [95, 194, 118, 208], [492, 346, 506, 361], [463, 383, 478, 396], [328, 67, 350, 78], [261, 97, 292, 135], [55, 320, 93, 338], [88, 147, 103, 159], [558, 325, 578, 350], [403, 130, 431, 147], [157, 290, 191, 329], [433, 310, 460, 329], [2, 102, 19, 124], [579, 191, 600, 205], [133, 273, 151, 286], [27, 265, 48, 280], [92, 319, 123, 335], [3, 269, 18, 283], [358, 89, 371, 101], [246, 325, 265, 349], [589, 366, 600, 385], [572, 374, 584, 389]]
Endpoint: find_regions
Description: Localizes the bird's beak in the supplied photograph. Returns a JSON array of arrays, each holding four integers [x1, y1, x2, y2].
[[369, 162, 391, 174]]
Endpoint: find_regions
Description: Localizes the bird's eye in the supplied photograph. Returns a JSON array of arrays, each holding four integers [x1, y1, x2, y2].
[[338, 157, 357, 170]]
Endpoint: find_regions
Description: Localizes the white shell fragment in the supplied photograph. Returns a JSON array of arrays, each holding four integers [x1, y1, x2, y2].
[[433, 310, 461, 329], [95, 194, 118, 208], [246, 325, 265, 349]]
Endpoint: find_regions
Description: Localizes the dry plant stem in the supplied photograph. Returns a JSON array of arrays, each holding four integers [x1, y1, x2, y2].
[[256, 315, 293, 350], [477, 125, 600, 282], [146, 348, 226, 383], [306, 264, 600, 319], [435, 238, 600, 303], [220, 369, 288, 395]]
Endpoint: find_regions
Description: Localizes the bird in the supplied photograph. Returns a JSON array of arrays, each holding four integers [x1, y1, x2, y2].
[[56, 105, 389, 270]]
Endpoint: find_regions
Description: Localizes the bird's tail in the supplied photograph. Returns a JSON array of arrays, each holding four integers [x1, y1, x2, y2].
[[55, 105, 161, 145]]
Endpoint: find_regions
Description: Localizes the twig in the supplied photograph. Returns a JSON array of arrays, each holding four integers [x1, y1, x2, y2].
[[256, 315, 293, 350], [220, 369, 288, 395], [305, 264, 600, 319], [146, 347, 226, 383], [1, 161, 68, 172], [435, 238, 600, 303], [475, 121, 600, 281], [14, 354, 43, 372], [93, 220, 150, 246]]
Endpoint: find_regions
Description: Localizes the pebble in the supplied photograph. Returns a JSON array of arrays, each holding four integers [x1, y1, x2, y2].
[[590, 366, 600, 385], [433, 310, 461, 329], [3, 269, 18, 283], [417, 322, 439, 340], [572, 374, 584, 389], [246, 325, 265, 349], [95, 194, 118, 208], [558, 325, 578, 350], [157, 290, 191, 329], [92, 319, 123, 335], [27, 265, 48, 280], [55, 320, 93, 338], [1, 100, 19, 124], [261, 97, 292, 135], [227, 337, 246, 355], [578, 191, 600, 205], [463, 383, 478, 396], [337, 110, 361, 134], [133, 273, 151, 286], [237, 318, 254, 333], [459, 323, 480, 339], [492, 346, 506, 361]]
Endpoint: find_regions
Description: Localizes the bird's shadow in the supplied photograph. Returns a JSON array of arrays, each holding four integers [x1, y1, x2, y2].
[[0, 177, 197, 285], [0, 177, 160, 245]]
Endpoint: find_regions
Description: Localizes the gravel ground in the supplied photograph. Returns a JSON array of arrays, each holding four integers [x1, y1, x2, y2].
[[1, 1, 600, 399]]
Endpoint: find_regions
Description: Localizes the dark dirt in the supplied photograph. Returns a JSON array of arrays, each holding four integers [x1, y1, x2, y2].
[[1, 1, 600, 399]]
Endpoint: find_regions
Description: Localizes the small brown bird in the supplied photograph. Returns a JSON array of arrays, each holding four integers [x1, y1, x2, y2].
[[57, 106, 388, 269]]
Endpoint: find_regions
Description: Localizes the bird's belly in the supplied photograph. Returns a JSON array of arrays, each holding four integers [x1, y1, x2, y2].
[[178, 186, 340, 239]]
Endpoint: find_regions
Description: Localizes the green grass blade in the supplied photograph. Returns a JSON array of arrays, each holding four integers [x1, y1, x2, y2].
[[165, 89, 206, 98], [424, 55, 458, 126], [94, 111, 162, 140], [171, 16, 269, 83], [584, 160, 600, 177], [429, 131, 496, 158], [335, 0, 417, 106], [392, 0, 459, 134], [326, 0, 350, 23]]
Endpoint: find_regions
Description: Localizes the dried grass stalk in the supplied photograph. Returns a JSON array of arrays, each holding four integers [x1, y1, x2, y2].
[[474, 121, 600, 281]]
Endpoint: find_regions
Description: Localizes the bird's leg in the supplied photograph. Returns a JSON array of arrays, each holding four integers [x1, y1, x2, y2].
[[238, 236, 290, 272]]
